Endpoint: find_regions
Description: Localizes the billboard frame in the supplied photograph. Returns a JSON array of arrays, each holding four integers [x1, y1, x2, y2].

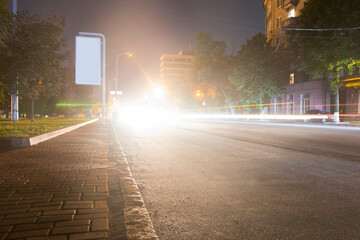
[[78, 32, 106, 125], [75, 36, 101, 86]]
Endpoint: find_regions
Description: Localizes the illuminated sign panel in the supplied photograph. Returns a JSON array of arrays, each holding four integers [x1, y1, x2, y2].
[[75, 36, 101, 85]]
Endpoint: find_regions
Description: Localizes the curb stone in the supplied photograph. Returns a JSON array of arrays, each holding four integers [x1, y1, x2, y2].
[[0, 118, 98, 148], [110, 122, 158, 240]]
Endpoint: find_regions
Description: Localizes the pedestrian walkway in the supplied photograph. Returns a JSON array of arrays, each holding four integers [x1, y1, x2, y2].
[[0, 122, 111, 240]]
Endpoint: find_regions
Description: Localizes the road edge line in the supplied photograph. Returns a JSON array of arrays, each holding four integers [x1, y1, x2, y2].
[[110, 122, 158, 240]]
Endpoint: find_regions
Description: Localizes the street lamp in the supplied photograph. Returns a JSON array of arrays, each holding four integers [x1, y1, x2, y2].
[[196, 89, 201, 97], [152, 86, 164, 98], [115, 52, 132, 106]]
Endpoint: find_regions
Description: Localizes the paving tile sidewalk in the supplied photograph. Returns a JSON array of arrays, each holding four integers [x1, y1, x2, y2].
[[0, 122, 112, 240]]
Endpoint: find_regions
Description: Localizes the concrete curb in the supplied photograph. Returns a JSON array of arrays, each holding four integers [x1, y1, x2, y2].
[[0, 118, 99, 148], [110, 122, 158, 240]]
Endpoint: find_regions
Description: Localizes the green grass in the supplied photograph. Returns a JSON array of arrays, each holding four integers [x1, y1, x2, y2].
[[0, 117, 95, 138]]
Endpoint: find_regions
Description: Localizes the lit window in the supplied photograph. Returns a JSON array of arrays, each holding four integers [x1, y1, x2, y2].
[[288, 9, 295, 18], [289, 73, 295, 85]]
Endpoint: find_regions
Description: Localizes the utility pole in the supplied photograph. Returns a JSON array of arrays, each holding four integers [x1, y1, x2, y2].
[[11, 0, 19, 122]]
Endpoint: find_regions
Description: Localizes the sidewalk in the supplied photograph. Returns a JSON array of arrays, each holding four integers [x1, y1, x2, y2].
[[0, 122, 113, 239]]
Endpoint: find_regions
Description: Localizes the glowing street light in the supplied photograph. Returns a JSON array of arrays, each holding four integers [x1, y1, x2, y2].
[[153, 86, 164, 99], [196, 89, 201, 97], [152, 85, 165, 109]]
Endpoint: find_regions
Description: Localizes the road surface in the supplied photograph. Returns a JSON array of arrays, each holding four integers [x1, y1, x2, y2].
[[113, 120, 360, 240]]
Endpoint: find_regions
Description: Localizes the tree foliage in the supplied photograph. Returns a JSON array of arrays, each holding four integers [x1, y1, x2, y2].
[[61, 67, 95, 103], [0, 4, 96, 117], [0, 0, 9, 40], [0, 0, 9, 103], [287, 0, 360, 91], [0, 12, 67, 101], [193, 32, 234, 107], [229, 33, 286, 105]]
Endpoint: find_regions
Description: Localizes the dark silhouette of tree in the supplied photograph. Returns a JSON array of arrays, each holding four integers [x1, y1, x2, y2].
[[193, 32, 235, 111], [229, 33, 286, 111], [0, 11, 67, 119]]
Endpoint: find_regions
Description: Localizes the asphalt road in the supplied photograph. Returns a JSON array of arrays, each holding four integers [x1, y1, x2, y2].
[[113, 120, 360, 240]]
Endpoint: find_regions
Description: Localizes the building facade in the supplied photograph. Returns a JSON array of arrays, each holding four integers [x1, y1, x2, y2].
[[264, 0, 307, 48], [160, 51, 195, 108], [340, 70, 360, 115], [263, 0, 360, 116]]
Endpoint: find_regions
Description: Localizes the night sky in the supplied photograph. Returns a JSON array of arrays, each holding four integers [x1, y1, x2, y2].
[[13, 0, 265, 102]]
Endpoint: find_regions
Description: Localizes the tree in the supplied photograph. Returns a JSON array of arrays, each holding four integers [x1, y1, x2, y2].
[[193, 32, 235, 111], [0, 0, 10, 104], [287, 0, 360, 113], [0, 0, 8, 40], [229, 33, 286, 112], [56, 67, 96, 116], [0, 12, 67, 120]]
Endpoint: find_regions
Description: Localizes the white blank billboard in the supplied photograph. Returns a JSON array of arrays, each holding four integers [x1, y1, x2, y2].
[[75, 36, 101, 85]]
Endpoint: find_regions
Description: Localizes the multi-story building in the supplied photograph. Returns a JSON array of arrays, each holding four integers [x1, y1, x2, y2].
[[160, 51, 195, 108], [263, 0, 360, 117], [264, 0, 306, 48]]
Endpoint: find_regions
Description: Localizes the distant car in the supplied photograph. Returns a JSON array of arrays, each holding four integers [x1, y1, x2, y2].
[[304, 109, 334, 123]]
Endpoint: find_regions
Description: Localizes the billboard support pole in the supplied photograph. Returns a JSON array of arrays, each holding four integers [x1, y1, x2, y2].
[[79, 32, 106, 125]]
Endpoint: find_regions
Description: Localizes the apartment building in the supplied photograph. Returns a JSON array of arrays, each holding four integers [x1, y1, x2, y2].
[[264, 0, 306, 48], [263, 0, 332, 114], [160, 51, 195, 108]]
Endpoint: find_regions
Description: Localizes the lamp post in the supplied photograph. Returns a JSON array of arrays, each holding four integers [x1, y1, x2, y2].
[[115, 52, 131, 106]]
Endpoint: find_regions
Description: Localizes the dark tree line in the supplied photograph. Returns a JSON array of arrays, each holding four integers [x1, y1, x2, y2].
[[192, 32, 286, 113], [0, 0, 95, 119]]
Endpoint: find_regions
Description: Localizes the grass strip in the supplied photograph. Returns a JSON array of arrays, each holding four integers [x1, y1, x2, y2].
[[0, 117, 95, 138]]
